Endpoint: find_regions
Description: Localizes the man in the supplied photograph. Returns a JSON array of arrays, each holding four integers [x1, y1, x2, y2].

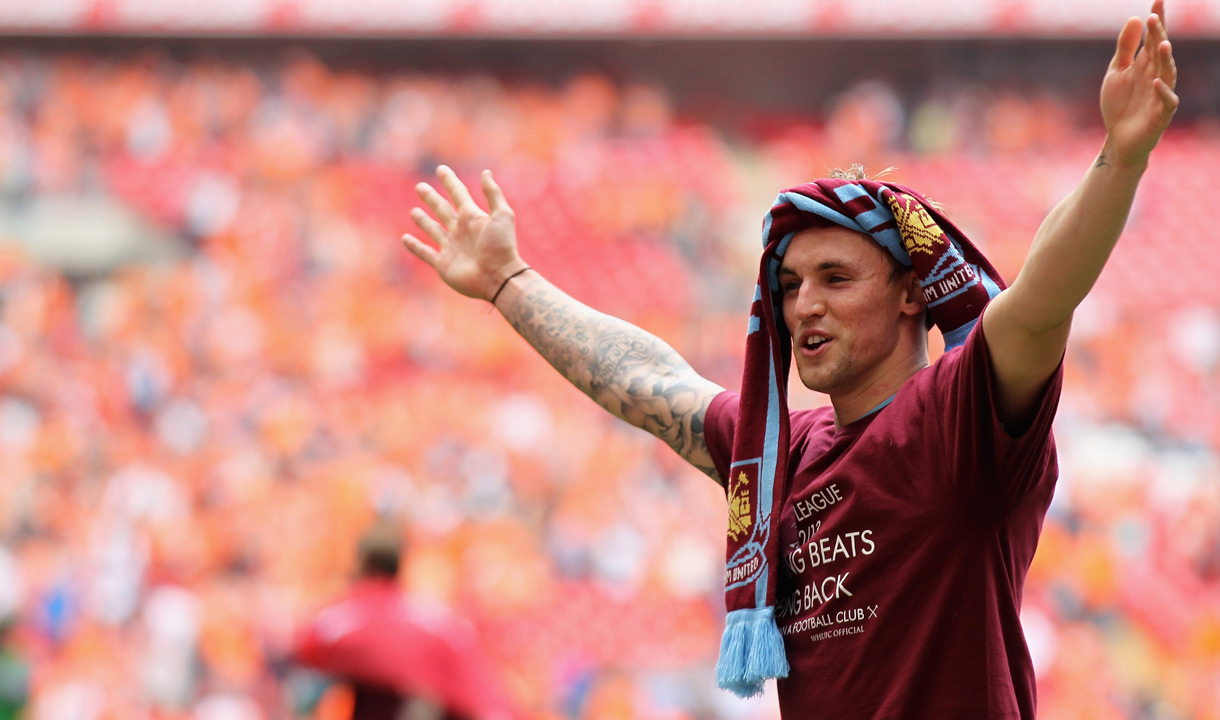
[[291, 524, 515, 720], [399, 4, 1177, 717]]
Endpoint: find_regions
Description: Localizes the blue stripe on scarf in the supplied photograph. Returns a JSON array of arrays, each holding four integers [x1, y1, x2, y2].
[[748, 284, 764, 335], [755, 560, 770, 608], [921, 249, 963, 284], [760, 193, 783, 245], [782, 192, 856, 232], [759, 343, 782, 550], [942, 319, 976, 349], [855, 206, 892, 231], [870, 227, 910, 267], [765, 231, 796, 292], [832, 182, 869, 203], [978, 265, 1003, 299], [775, 231, 795, 259], [833, 184, 892, 232]]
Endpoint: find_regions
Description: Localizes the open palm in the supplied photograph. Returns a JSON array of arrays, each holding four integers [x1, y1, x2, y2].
[[1100, 0, 1179, 166], [402, 166, 527, 302]]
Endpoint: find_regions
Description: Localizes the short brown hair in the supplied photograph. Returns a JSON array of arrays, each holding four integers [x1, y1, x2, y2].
[[357, 523, 403, 579]]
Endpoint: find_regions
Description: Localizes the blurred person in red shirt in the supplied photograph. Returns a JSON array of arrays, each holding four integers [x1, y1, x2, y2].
[[398, 3, 1179, 719], [291, 523, 515, 720]]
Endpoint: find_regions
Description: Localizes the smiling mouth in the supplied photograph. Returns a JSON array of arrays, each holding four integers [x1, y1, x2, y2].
[[800, 336, 831, 354]]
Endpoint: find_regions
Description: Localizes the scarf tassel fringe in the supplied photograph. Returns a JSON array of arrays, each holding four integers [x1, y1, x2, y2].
[[715, 606, 790, 698]]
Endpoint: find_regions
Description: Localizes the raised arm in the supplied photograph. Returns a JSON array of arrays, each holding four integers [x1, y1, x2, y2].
[[401, 166, 725, 481], [982, 0, 1178, 429]]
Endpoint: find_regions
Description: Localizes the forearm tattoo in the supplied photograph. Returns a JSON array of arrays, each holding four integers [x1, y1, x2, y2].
[[504, 276, 722, 481]]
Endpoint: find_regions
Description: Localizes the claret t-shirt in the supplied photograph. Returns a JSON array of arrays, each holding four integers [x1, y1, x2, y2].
[[705, 323, 1063, 720]]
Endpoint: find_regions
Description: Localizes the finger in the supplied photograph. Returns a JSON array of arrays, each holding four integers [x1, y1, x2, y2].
[[1144, 14, 1168, 71], [1140, 16, 1162, 76], [1152, 0, 1166, 32], [1154, 78, 1181, 117], [1111, 16, 1143, 71], [410, 207, 448, 246], [436, 165, 478, 211], [400, 233, 440, 267], [481, 170, 514, 216], [1159, 40, 1177, 90], [416, 182, 457, 227]]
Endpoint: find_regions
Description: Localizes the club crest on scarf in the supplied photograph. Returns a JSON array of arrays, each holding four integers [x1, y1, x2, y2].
[[727, 469, 753, 542], [884, 191, 945, 256]]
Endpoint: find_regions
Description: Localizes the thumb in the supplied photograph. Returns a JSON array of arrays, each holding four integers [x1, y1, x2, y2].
[[1110, 16, 1143, 71], [482, 169, 514, 218]]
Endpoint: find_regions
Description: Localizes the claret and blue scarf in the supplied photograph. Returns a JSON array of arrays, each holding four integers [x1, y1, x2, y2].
[[716, 178, 1007, 697]]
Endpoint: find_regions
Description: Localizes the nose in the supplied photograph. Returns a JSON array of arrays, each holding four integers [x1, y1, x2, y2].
[[792, 282, 827, 320]]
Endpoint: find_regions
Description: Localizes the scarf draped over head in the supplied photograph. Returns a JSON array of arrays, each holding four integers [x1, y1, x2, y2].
[[715, 178, 1006, 698]]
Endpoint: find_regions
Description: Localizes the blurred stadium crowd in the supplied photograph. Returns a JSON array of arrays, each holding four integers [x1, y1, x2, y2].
[[0, 47, 1217, 720]]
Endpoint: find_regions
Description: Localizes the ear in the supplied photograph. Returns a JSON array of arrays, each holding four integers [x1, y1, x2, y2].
[[898, 270, 926, 318]]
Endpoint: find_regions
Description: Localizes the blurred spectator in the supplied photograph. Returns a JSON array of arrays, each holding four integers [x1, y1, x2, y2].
[[291, 522, 516, 720]]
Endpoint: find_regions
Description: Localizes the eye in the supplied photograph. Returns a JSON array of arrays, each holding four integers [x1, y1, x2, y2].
[[827, 275, 850, 284], [782, 280, 801, 294]]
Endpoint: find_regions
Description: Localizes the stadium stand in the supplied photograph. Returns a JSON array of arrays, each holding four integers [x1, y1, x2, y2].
[[0, 24, 1217, 720]]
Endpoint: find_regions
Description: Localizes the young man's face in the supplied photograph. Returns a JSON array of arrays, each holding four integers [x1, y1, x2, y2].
[[779, 226, 920, 398]]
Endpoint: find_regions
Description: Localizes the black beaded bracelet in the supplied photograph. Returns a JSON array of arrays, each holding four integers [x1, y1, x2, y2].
[[490, 267, 531, 306]]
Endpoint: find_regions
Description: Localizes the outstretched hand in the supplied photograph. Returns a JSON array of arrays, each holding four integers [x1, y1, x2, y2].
[[401, 166, 528, 302], [1100, 0, 1179, 167]]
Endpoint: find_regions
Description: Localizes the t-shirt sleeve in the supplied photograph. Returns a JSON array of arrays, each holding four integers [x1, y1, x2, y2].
[[704, 390, 740, 486], [936, 320, 1064, 515]]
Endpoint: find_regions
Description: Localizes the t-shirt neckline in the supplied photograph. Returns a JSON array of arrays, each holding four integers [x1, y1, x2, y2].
[[833, 393, 896, 437]]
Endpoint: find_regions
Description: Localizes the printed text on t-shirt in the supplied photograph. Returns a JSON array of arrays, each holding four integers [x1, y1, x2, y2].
[[793, 483, 844, 522]]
